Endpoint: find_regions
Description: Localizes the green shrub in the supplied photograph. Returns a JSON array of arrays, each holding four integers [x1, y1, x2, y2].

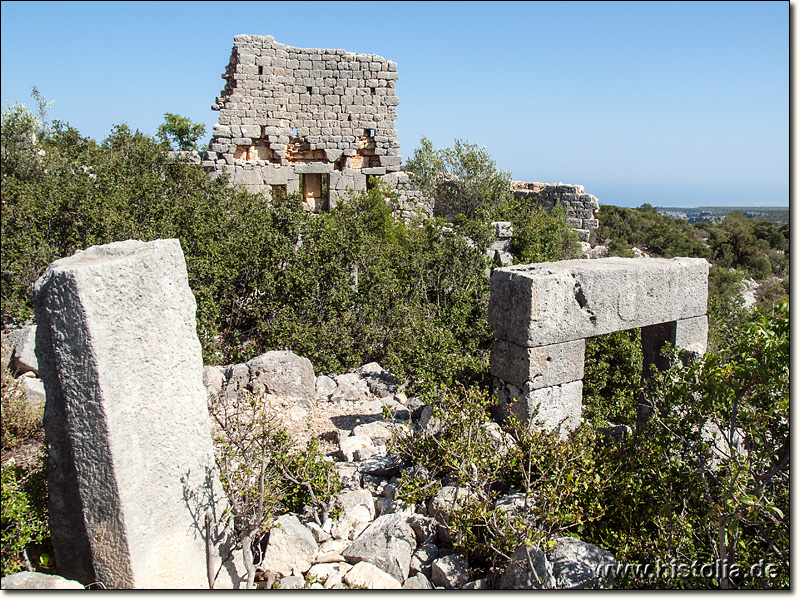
[[1, 452, 50, 576]]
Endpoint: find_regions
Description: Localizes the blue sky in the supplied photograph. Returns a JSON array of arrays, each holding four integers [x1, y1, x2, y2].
[[1, 1, 788, 207]]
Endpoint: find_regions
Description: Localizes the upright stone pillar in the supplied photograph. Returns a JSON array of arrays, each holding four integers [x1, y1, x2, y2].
[[34, 239, 243, 589]]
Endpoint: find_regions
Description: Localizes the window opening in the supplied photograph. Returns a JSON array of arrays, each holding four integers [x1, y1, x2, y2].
[[306, 87, 312, 95], [300, 173, 330, 212]]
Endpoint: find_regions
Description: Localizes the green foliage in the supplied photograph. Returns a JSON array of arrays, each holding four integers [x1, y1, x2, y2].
[[1, 453, 50, 576], [507, 203, 582, 264], [404, 136, 513, 220], [156, 112, 207, 151], [596, 204, 711, 260], [391, 304, 788, 588], [581, 329, 643, 427]]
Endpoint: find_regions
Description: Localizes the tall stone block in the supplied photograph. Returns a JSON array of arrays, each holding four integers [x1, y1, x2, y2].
[[34, 239, 243, 589]]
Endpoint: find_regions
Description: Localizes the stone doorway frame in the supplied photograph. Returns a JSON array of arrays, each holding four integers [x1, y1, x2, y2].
[[488, 257, 709, 434]]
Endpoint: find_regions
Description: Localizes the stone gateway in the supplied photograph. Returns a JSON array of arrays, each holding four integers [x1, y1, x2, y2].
[[489, 257, 709, 433]]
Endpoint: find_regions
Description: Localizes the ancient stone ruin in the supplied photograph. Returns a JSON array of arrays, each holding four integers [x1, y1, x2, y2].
[[33, 239, 243, 588], [205, 34, 428, 217], [489, 257, 709, 434], [512, 182, 600, 242]]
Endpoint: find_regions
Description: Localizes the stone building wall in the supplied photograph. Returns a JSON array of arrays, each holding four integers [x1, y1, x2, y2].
[[204, 35, 430, 217], [511, 182, 600, 242]]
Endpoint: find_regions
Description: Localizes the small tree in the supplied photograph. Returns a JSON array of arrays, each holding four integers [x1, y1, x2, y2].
[[404, 136, 513, 220], [156, 112, 206, 151], [209, 390, 340, 588]]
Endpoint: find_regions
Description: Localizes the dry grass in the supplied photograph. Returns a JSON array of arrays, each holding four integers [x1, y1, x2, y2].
[[1, 366, 44, 452]]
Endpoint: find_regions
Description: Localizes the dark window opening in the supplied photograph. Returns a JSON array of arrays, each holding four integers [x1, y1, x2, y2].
[[306, 87, 312, 95], [370, 87, 376, 95], [258, 66, 264, 75], [365, 129, 375, 138]]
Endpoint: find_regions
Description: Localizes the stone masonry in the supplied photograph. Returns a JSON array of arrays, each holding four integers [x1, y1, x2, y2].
[[206, 35, 430, 217], [34, 239, 244, 588], [512, 182, 600, 242], [489, 257, 709, 434]]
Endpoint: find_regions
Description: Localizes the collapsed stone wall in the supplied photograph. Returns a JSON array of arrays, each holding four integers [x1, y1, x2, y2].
[[204, 35, 431, 218], [511, 182, 600, 242]]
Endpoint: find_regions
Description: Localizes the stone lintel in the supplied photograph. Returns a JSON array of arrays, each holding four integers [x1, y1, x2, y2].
[[489, 257, 709, 348], [491, 339, 585, 390]]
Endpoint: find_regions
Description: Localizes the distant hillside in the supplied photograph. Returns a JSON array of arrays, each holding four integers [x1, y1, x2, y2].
[[656, 206, 789, 226]]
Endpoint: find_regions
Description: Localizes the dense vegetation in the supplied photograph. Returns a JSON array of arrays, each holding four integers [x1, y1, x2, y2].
[[1, 94, 788, 588]]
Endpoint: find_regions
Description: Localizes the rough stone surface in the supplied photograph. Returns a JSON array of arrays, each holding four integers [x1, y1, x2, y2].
[[431, 553, 470, 589], [356, 362, 401, 398], [33, 239, 242, 589], [0, 571, 85, 589], [547, 536, 616, 589], [315, 374, 337, 398], [495, 379, 583, 434], [247, 350, 315, 399], [343, 512, 416, 583], [491, 338, 585, 389], [260, 514, 318, 577], [331, 372, 371, 402], [10, 325, 38, 376], [22, 376, 46, 402], [343, 561, 401, 589], [497, 543, 555, 589], [489, 257, 709, 348], [402, 572, 434, 589]]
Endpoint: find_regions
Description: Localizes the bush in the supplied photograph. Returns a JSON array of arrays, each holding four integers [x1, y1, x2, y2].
[[1, 453, 50, 576]]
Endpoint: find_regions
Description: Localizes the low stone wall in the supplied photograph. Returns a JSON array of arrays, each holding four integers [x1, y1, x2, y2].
[[511, 182, 600, 242], [489, 257, 709, 434]]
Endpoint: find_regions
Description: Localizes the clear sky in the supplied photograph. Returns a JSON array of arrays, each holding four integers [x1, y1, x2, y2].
[[1, 1, 788, 208]]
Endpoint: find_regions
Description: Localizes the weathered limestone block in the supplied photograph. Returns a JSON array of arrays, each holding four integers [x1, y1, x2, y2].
[[489, 257, 709, 348], [34, 239, 243, 589], [246, 350, 315, 399], [10, 324, 38, 376], [491, 339, 585, 389], [495, 380, 583, 434]]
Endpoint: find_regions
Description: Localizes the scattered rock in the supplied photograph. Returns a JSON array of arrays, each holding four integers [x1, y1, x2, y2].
[[22, 376, 46, 402], [547, 536, 616, 589], [10, 325, 38, 376], [331, 372, 371, 403], [260, 514, 318, 577], [343, 561, 402, 589], [431, 553, 470, 589], [316, 374, 337, 398], [497, 543, 555, 589], [0, 571, 84, 589], [344, 512, 416, 583], [402, 572, 434, 589], [410, 542, 438, 578], [277, 575, 305, 589], [356, 362, 401, 398], [247, 350, 316, 400]]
